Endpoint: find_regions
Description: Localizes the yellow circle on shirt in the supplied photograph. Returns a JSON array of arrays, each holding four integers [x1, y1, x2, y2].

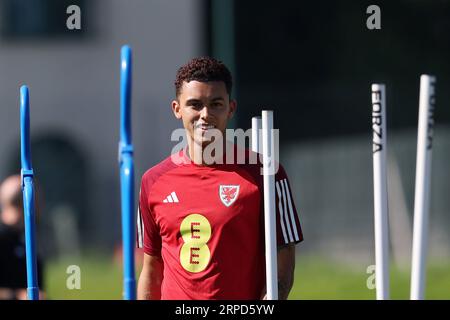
[[179, 214, 211, 273], [180, 214, 211, 243], [180, 243, 211, 273]]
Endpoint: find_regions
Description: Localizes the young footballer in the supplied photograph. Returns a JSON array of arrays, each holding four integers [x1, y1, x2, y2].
[[137, 57, 302, 300]]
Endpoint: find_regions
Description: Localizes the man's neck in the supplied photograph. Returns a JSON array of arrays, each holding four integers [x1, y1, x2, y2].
[[186, 139, 227, 166]]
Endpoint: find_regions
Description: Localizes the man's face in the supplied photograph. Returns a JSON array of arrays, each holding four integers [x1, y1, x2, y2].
[[0, 176, 23, 227], [172, 80, 236, 148]]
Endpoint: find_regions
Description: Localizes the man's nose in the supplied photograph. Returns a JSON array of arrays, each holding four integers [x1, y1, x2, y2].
[[200, 106, 211, 119]]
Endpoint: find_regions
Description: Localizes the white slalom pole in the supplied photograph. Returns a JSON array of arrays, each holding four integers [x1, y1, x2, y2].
[[410, 75, 436, 300], [262, 110, 278, 300], [371, 84, 390, 300], [251, 116, 261, 153]]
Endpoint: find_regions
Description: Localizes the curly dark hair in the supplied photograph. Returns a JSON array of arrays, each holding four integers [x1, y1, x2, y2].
[[174, 57, 232, 97]]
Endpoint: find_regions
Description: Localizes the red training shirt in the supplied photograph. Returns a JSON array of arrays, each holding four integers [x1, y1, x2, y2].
[[137, 144, 303, 299]]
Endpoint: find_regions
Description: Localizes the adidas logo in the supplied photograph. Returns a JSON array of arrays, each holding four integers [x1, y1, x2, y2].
[[163, 191, 179, 203]]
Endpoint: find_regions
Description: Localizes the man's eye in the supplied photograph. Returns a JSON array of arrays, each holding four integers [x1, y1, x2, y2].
[[190, 103, 202, 109], [211, 103, 223, 108]]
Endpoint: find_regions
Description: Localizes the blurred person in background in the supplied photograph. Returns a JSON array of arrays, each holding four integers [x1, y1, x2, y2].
[[0, 175, 45, 300]]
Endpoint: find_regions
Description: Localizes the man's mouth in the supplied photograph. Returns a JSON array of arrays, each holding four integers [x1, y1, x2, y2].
[[195, 124, 216, 131]]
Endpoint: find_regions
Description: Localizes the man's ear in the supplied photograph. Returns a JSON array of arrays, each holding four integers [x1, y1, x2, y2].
[[228, 99, 237, 119], [172, 99, 182, 119]]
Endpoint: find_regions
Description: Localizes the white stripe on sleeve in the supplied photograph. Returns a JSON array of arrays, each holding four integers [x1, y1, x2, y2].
[[275, 181, 289, 244], [283, 179, 300, 241], [280, 179, 294, 242], [137, 207, 144, 248]]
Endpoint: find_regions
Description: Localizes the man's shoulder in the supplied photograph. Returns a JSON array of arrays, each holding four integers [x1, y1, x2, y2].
[[231, 144, 287, 179], [141, 151, 183, 187], [0, 223, 12, 236], [0, 224, 18, 245]]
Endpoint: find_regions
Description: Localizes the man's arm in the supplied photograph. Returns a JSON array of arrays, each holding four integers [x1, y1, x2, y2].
[[0, 288, 46, 300], [137, 253, 164, 300], [277, 244, 296, 300], [0, 288, 21, 300], [260, 244, 296, 300]]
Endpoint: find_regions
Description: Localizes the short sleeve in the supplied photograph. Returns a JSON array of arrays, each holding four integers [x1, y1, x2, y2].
[[136, 178, 162, 256], [274, 164, 303, 246]]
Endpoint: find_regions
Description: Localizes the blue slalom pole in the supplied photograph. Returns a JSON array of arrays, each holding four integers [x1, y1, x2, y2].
[[119, 45, 136, 300], [20, 85, 39, 300]]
